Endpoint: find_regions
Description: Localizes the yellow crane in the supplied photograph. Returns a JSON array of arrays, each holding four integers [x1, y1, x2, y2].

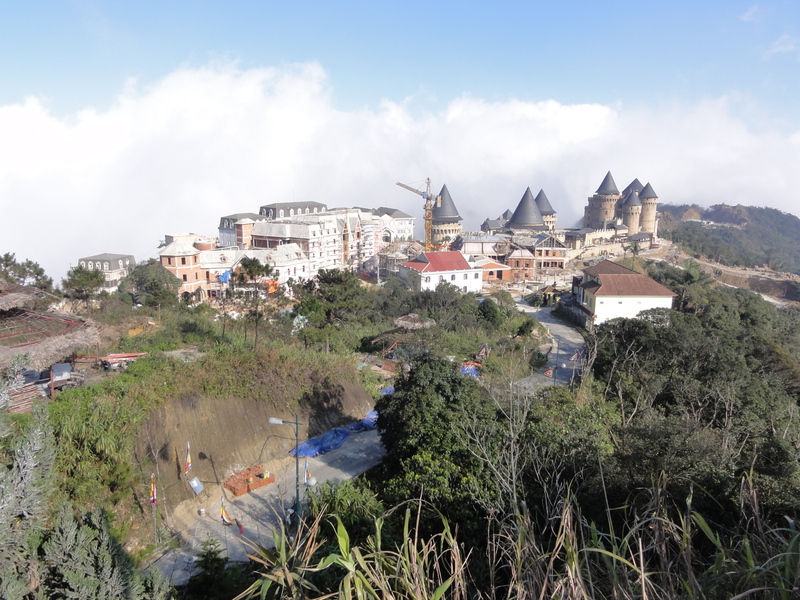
[[395, 178, 441, 250]]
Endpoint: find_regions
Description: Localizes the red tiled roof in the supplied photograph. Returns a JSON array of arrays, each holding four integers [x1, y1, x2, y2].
[[594, 274, 676, 297], [401, 251, 472, 273], [582, 261, 676, 297]]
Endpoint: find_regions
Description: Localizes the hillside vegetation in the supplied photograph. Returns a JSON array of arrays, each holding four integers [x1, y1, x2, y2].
[[660, 203, 800, 274]]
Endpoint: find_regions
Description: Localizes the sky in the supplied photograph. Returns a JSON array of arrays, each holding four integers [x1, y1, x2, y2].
[[1, 1, 799, 281]]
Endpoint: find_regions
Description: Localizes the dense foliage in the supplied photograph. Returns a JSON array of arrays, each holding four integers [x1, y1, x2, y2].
[[661, 203, 800, 274]]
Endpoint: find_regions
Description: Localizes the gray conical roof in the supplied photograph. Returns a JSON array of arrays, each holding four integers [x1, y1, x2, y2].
[[534, 189, 556, 216], [639, 182, 658, 199], [623, 190, 641, 207], [621, 178, 643, 197], [507, 187, 544, 227], [501, 209, 514, 220], [596, 171, 619, 195], [433, 184, 462, 221]]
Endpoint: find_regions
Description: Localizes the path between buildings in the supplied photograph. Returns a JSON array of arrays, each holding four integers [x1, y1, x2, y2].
[[514, 303, 586, 391], [149, 428, 385, 587]]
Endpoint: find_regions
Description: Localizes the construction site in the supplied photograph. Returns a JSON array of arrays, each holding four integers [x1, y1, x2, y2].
[[0, 278, 101, 413]]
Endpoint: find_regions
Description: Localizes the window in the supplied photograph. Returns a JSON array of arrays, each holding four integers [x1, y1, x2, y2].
[[463, 274, 468, 280], [474, 273, 479, 279], [167, 257, 172, 265], [80, 261, 85, 268], [103, 262, 109, 270], [118, 260, 123, 268], [88, 262, 93, 269], [439, 276, 444, 282], [279, 210, 284, 218], [425, 276, 431, 283], [182, 274, 187, 281], [290, 209, 295, 216], [181, 257, 186, 265], [195, 272, 198, 280], [451, 274, 456, 281], [489, 270, 494, 276]]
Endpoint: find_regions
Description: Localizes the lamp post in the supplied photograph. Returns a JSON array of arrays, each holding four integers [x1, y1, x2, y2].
[[268, 414, 302, 519]]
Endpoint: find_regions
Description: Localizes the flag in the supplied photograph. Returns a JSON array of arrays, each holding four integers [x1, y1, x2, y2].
[[220, 498, 234, 526], [149, 473, 157, 506], [184, 441, 192, 478], [544, 367, 554, 378], [304, 459, 311, 485]]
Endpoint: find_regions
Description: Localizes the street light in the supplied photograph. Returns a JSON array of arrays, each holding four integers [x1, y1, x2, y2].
[[268, 414, 302, 519]]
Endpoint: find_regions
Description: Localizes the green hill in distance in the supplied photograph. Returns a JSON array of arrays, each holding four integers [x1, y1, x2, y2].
[[659, 203, 800, 275]]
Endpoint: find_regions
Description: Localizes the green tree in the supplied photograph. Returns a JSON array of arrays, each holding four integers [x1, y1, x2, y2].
[[62, 265, 105, 311], [117, 259, 181, 308], [292, 269, 368, 327], [375, 354, 497, 523], [0, 252, 54, 292], [477, 297, 503, 329], [236, 256, 275, 347]]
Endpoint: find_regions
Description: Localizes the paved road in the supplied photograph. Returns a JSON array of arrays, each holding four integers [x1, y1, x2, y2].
[[515, 303, 586, 391], [150, 428, 385, 587]]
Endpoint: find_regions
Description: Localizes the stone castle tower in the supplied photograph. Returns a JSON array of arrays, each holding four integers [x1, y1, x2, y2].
[[432, 184, 463, 245], [583, 171, 621, 229], [638, 182, 659, 236], [583, 172, 659, 235]]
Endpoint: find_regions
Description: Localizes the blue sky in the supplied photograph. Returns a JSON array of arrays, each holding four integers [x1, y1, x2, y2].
[[2, 1, 799, 279]]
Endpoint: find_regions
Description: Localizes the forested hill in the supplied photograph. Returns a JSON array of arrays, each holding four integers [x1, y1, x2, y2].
[[659, 203, 800, 275]]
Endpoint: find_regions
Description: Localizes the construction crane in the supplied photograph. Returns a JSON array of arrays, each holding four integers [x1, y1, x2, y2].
[[395, 178, 441, 250]]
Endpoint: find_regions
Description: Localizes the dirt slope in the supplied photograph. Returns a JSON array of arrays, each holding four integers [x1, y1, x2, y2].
[[133, 380, 374, 513]]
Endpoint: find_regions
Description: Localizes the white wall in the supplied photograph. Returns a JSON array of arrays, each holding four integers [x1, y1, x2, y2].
[[592, 295, 674, 324]]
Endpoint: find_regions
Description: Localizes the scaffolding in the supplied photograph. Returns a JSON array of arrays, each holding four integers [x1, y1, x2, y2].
[[0, 309, 87, 348]]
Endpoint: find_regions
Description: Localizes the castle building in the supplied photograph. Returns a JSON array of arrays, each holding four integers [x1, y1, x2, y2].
[[431, 185, 463, 245], [583, 171, 659, 235]]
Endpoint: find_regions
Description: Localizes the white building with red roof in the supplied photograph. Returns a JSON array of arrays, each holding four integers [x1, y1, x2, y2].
[[399, 251, 483, 293], [572, 261, 676, 325]]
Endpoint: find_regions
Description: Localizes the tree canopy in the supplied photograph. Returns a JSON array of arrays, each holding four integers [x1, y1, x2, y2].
[[0, 252, 53, 292]]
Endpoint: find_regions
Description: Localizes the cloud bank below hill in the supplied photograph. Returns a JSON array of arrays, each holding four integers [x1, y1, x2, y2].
[[1, 61, 799, 282]]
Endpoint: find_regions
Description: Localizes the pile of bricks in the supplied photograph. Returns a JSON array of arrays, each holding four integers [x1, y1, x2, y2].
[[224, 466, 276, 497]]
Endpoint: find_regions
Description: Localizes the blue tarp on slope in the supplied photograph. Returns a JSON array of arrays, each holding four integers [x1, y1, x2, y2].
[[290, 410, 379, 457]]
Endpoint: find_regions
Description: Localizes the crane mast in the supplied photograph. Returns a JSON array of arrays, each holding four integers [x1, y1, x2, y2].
[[395, 178, 440, 251]]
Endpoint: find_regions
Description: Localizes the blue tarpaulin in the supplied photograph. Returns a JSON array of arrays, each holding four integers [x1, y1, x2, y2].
[[218, 269, 234, 283], [379, 387, 395, 395], [460, 364, 481, 378], [290, 411, 379, 457]]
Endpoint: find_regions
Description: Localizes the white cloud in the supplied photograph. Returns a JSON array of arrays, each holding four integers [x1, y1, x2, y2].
[[739, 4, 761, 22], [1, 62, 799, 281], [764, 33, 799, 57]]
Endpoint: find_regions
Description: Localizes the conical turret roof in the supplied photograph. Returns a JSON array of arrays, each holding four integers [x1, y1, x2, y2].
[[507, 187, 544, 228], [621, 178, 643, 197], [623, 189, 641, 207], [639, 182, 658, 199], [596, 171, 620, 195], [432, 184, 462, 221], [534, 189, 556, 216]]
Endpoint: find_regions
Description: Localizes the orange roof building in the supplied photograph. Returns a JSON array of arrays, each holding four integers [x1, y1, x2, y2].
[[573, 261, 675, 325], [399, 251, 483, 293]]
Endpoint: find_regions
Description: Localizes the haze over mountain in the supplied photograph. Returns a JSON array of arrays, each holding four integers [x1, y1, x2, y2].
[[2, 2, 799, 280]]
